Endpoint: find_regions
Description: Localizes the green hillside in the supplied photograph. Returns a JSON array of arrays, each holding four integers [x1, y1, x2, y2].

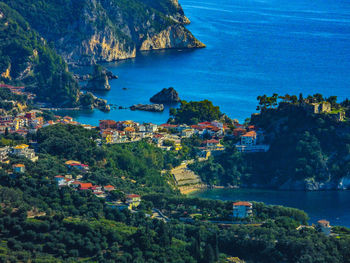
[[0, 2, 79, 106]]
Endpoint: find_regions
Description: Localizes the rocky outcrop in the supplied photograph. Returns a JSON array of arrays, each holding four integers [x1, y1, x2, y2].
[[140, 25, 205, 51], [130, 104, 164, 112], [5, 0, 204, 65], [338, 175, 350, 190], [85, 65, 111, 91], [80, 92, 110, 112], [150, 87, 180, 103]]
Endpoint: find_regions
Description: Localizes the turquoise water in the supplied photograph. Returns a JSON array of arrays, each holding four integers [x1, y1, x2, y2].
[[75, 0, 350, 126], [192, 189, 350, 227], [71, 0, 350, 226]]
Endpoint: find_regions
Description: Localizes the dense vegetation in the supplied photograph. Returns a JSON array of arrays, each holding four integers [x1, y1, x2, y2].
[[0, 123, 349, 262], [169, 100, 222, 125], [190, 94, 350, 189], [0, 2, 79, 106]]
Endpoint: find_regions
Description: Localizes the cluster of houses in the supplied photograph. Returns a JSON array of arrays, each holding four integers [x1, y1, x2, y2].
[[0, 110, 82, 136], [53, 160, 141, 210], [99, 119, 269, 157], [99, 120, 158, 144], [0, 84, 36, 100]]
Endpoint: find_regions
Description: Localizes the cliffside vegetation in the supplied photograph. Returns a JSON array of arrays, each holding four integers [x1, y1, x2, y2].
[[169, 100, 222, 125], [190, 94, 350, 190], [0, 2, 79, 106]]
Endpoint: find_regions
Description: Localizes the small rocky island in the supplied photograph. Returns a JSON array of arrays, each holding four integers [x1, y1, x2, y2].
[[130, 104, 164, 112], [85, 64, 111, 91], [150, 87, 181, 103]]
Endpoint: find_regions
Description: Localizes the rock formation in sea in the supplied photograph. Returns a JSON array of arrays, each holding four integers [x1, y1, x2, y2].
[[85, 65, 111, 91], [150, 87, 181, 103], [130, 104, 164, 112]]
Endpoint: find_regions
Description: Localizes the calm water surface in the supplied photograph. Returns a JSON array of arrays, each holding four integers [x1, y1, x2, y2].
[[72, 0, 350, 226], [74, 0, 350, 125], [192, 189, 350, 227]]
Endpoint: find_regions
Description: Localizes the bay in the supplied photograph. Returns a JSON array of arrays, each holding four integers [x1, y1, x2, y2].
[[74, 0, 350, 126], [71, 0, 350, 228], [192, 188, 350, 227]]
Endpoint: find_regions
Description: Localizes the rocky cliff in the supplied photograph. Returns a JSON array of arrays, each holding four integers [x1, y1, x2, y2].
[[4, 0, 204, 65]]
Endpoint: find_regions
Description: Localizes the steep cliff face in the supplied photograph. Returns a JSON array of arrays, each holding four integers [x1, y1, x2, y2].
[[140, 25, 205, 51], [4, 0, 204, 65]]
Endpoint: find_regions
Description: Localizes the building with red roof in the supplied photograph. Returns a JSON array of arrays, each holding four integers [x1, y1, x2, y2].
[[104, 185, 115, 191]]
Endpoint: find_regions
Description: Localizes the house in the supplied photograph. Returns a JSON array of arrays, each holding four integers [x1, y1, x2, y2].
[[126, 194, 141, 208], [233, 201, 253, 219], [0, 147, 9, 163], [78, 183, 93, 190], [202, 139, 220, 147], [152, 134, 164, 146], [65, 160, 89, 171], [181, 129, 195, 138], [235, 130, 270, 153], [104, 185, 115, 191], [12, 144, 38, 162], [101, 130, 114, 144], [99, 120, 117, 130], [233, 128, 246, 137], [54, 175, 66, 185], [316, 220, 331, 235], [144, 123, 158, 133], [241, 131, 257, 146], [13, 163, 25, 173]]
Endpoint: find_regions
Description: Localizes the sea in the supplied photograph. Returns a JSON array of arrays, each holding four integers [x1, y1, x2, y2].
[[70, 0, 350, 226], [191, 188, 350, 227]]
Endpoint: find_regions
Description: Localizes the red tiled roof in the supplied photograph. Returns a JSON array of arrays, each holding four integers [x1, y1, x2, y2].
[[233, 201, 252, 207], [55, 175, 65, 178], [79, 183, 93, 188], [242, 131, 256, 137], [104, 185, 115, 189], [203, 139, 220, 144], [127, 194, 140, 198], [199, 121, 211, 126], [317, 220, 330, 225], [160, 124, 177, 128]]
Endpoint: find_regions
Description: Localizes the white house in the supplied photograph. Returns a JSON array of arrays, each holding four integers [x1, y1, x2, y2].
[[317, 220, 331, 235], [233, 201, 253, 219]]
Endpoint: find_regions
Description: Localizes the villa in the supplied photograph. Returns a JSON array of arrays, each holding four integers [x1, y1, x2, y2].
[[233, 201, 253, 219]]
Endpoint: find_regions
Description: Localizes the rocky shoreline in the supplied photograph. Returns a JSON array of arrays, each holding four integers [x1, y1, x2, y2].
[[130, 104, 164, 112]]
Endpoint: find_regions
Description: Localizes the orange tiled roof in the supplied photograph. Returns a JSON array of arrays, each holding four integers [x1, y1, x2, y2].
[[242, 131, 256, 137], [233, 201, 252, 207]]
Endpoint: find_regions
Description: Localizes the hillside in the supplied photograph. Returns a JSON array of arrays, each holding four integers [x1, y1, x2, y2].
[[190, 94, 350, 190], [4, 0, 205, 65], [0, 123, 349, 262], [0, 2, 79, 106]]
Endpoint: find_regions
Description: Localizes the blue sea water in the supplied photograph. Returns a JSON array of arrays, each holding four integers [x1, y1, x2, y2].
[[74, 0, 350, 126], [70, 0, 350, 226], [192, 189, 350, 227]]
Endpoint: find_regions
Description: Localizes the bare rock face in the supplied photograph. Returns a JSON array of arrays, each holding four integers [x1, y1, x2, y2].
[[150, 87, 180, 103], [5, 0, 205, 65], [140, 25, 205, 51], [130, 104, 164, 112]]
